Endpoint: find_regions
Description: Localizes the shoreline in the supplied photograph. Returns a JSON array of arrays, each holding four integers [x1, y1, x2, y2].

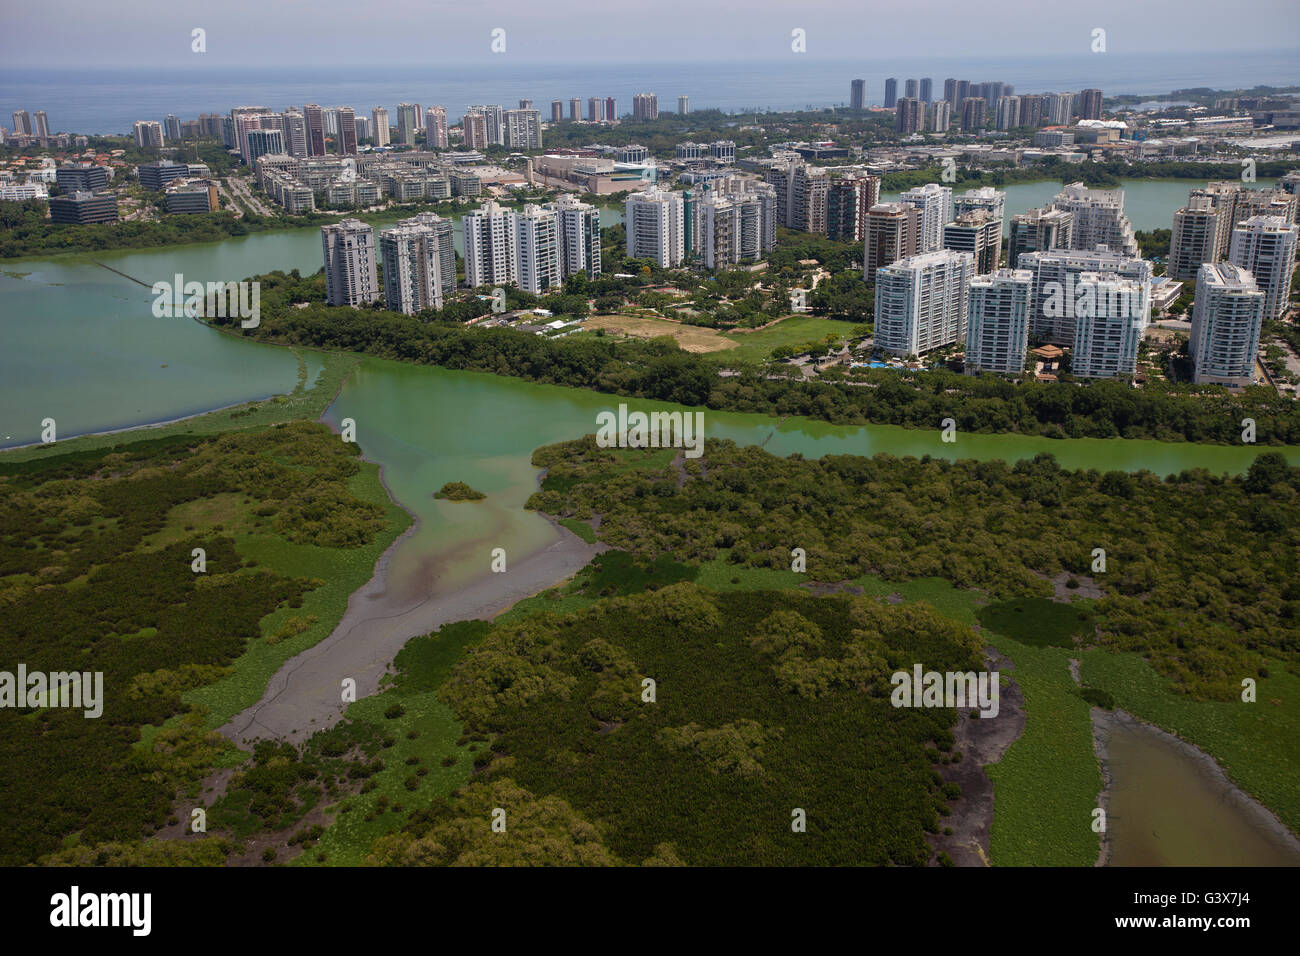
[[220, 398, 605, 746], [1090, 707, 1300, 865]]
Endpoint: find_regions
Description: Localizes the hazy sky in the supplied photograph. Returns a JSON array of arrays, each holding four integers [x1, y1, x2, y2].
[[3, 0, 1298, 67]]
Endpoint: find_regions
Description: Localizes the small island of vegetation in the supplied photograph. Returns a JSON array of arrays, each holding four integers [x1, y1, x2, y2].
[[434, 481, 486, 501]]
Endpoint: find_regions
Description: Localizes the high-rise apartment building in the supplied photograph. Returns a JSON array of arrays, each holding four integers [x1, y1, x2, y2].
[[1228, 215, 1300, 320], [875, 250, 975, 356], [321, 219, 379, 307], [919, 78, 933, 103], [943, 211, 1003, 275], [1169, 196, 1223, 280], [304, 104, 326, 156], [513, 205, 562, 295], [884, 78, 898, 109], [961, 98, 986, 131], [633, 93, 659, 121], [896, 98, 923, 134], [764, 158, 829, 234], [462, 112, 489, 150], [850, 79, 866, 110], [551, 100, 564, 123], [678, 95, 690, 115], [503, 109, 542, 149], [1018, 95, 1044, 129], [246, 128, 285, 165], [164, 114, 181, 142], [904, 79, 919, 100], [546, 194, 602, 279], [396, 104, 417, 146], [281, 110, 307, 157], [899, 183, 954, 253], [625, 186, 685, 267], [1077, 89, 1104, 121], [995, 95, 1021, 130], [1071, 273, 1148, 379], [606, 97, 617, 121], [864, 203, 922, 280], [1051, 182, 1139, 256], [401, 212, 456, 292], [827, 174, 881, 243], [463, 200, 518, 288], [1018, 248, 1152, 343], [11, 110, 31, 135], [468, 105, 504, 145], [379, 220, 447, 314], [965, 269, 1033, 374], [371, 107, 390, 147], [1045, 92, 1073, 125], [423, 107, 448, 148], [133, 120, 163, 150], [1009, 206, 1073, 264], [569, 98, 581, 121], [928, 101, 952, 133], [1189, 262, 1265, 386], [336, 107, 357, 155], [954, 186, 1005, 224], [587, 97, 605, 123]]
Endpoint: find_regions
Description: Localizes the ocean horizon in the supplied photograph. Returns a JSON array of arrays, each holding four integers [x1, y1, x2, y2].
[[4, 50, 1297, 137]]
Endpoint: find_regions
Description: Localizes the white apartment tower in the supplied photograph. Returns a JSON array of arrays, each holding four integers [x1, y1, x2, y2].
[[954, 186, 1006, 224], [513, 204, 562, 295], [624, 187, 685, 268], [1169, 195, 1223, 281], [371, 108, 390, 147], [1189, 262, 1266, 386], [546, 194, 602, 279], [321, 219, 379, 307], [965, 269, 1033, 374], [1228, 215, 1299, 321], [401, 212, 456, 294], [898, 183, 954, 253], [462, 201, 518, 289], [1018, 247, 1153, 344], [379, 222, 446, 314], [425, 107, 448, 148], [874, 250, 975, 356], [503, 109, 542, 150], [1070, 273, 1150, 379], [1050, 182, 1139, 256]]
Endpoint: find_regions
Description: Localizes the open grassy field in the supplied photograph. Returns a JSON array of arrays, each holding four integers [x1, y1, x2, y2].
[[583, 313, 739, 353], [720, 315, 858, 362], [581, 312, 856, 362]]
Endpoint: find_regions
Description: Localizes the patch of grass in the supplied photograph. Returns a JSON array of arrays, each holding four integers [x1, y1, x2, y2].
[[721, 315, 855, 363], [977, 597, 1096, 649], [557, 517, 597, 544]]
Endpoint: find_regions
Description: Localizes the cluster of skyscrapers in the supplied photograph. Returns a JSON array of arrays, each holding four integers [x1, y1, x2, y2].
[[1166, 179, 1299, 383], [853, 77, 1101, 134], [320, 196, 604, 308], [622, 179, 779, 271], [866, 181, 1160, 379]]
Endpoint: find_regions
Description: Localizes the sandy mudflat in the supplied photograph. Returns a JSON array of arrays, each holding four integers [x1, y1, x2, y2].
[[219, 517, 603, 747]]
